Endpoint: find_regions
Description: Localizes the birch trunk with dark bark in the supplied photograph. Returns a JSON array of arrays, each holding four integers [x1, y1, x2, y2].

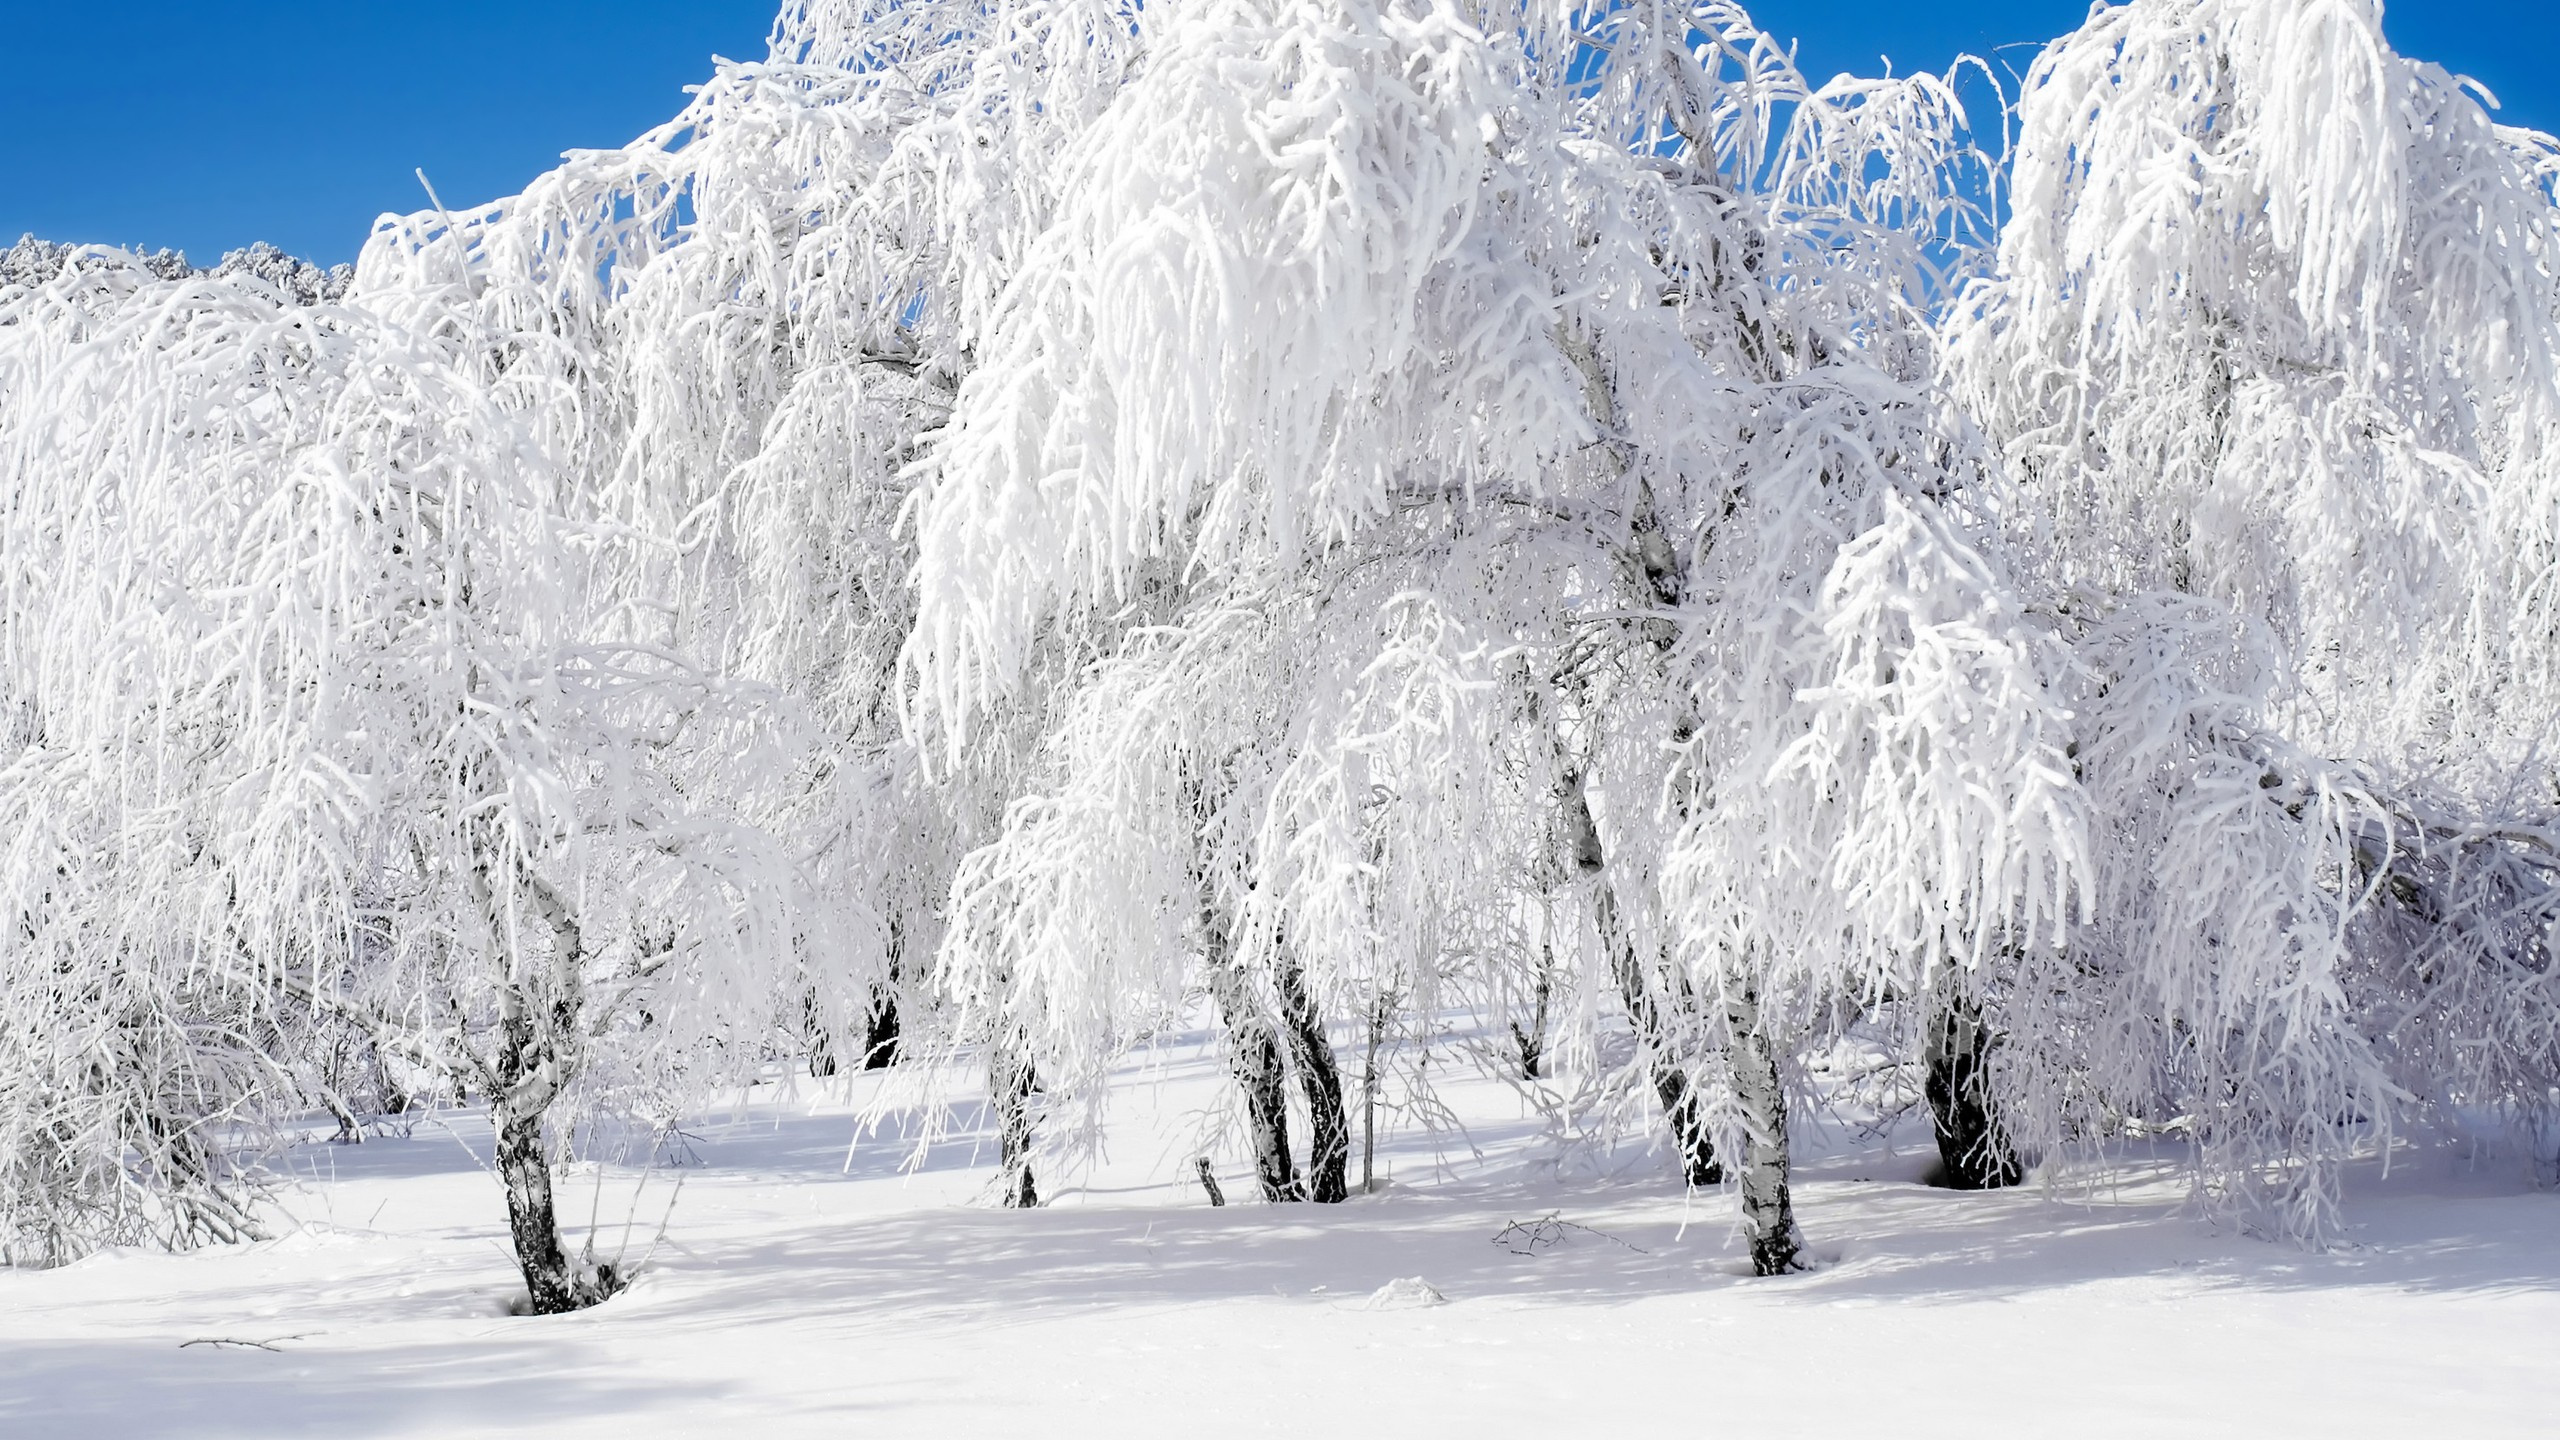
[[1924, 988, 2021, 1190], [994, 1049, 1040, 1208], [1195, 873, 1301, 1203], [493, 1099, 614, 1314], [473, 857, 618, 1315], [862, 989, 902, 1070], [1511, 964, 1553, 1080], [1274, 954, 1349, 1204], [1559, 771, 1721, 1187], [864, 917, 905, 1070], [1724, 981, 1802, 1276], [805, 988, 839, 1077], [1213, 963, 1299, 1202]]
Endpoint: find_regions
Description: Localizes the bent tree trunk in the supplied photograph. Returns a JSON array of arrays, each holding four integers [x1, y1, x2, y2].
[[475, 861, 616, 1315], [1555, 326, 1726, 1187], [489, 1001, 616, 1314], [1560, 771, 1720, 1186], [493, 1097, 613, 1314], [1275, 955, 1349, 1204], [994, 1049, 1040, 1208], [1725, 981, 1803, 1276], [1621, 966, 1720, 1188], [1925, 987, 2022, 1190]]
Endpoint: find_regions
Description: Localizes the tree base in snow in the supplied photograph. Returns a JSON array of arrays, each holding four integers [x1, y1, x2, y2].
[[508, 1263, 625, 1317]]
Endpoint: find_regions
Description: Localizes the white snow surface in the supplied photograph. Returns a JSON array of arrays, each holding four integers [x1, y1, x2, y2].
[[2, 1034, 2549, 1437]]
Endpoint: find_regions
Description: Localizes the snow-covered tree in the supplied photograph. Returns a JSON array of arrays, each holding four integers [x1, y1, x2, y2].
[[1945, 0, 2560, 1239], [902, 0, 2084, 1271], [0, 220, 805, 1304], [17, 0, 2552, 1290]]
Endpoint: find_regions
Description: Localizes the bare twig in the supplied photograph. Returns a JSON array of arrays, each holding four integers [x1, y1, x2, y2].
[[180, 1333, 310, 1352], [1490, 1212, 1650, 1256]]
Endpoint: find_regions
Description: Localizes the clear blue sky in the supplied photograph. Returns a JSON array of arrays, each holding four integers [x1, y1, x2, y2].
[[3, 2, 2553, 267]]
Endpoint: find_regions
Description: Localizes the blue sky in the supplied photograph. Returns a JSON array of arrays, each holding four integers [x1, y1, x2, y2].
[[4, 2, 2554, 267]]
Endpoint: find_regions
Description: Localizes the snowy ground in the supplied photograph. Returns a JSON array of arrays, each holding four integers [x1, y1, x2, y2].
[[3, 1035, 2553, 1437]]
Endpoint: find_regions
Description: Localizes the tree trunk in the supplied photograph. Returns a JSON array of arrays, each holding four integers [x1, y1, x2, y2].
[[1925, 988, 2022, 1190], [494, 1102, 614, 1314], [1638, 1038, 1720, 1189], [1274, 955, 1348, 1204], [1724, 982, 1803, 1276], [1215, 969, 1299, 1203], [489, 971, 615, 1314], [862, 988, 902, 1070], [371, 1035, 411, 1117], [865, 918, 905, 1070], [1361, 996, 1387, 1194], [318, 1031, 366, 1142], [805, 988, 839, 1078], [1560, 771, 1721, 1187], [475, 858, 616, 1314], [1555, 328, 1728, 1188], [994, 1049, 1040, 1208], [1511, 964, 1553, 1080], [1202, 889, 1300, 1203]]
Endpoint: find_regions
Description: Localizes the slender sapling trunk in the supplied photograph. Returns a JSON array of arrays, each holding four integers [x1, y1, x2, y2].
[[1361, 995, 1386, 1194], [1560, 771, 1721, 1186]]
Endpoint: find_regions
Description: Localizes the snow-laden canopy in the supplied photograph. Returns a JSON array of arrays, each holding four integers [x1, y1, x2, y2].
[[1950, 0, 2560, 1238], [2, 0, 2557, 1288]]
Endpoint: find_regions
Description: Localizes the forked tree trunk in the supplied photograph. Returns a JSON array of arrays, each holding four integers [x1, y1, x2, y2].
[[994, 1049, 1040, 1208], [1202, 889, 1300, 1203], [1724, 981, 1802, 1276], [1217, 969, 1300, 1203], [1274, 955, 1349, 1204], [1560, 771, 1721, 1187], [1925, 988, 2022, 1190]]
